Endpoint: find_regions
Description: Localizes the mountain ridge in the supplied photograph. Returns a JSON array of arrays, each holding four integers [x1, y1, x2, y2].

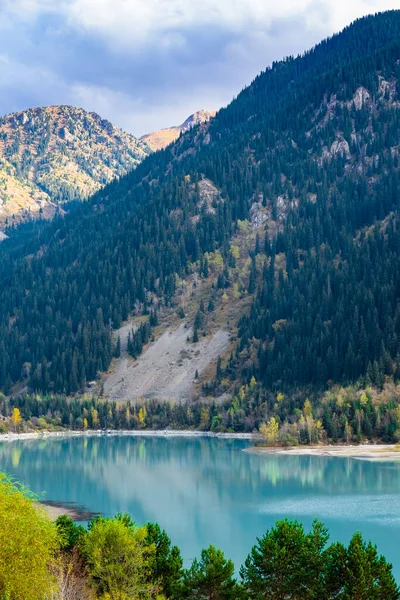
[[140, 109, 216, 151], [0, 105, 216, 228], [0, 104, 150, 226]]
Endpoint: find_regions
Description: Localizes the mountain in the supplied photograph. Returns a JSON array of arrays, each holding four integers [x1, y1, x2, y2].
[[0, 106, 215, 228], [141, 109, 216, 151], [1, 9, 400, 423], [0, 105, 150, 226]]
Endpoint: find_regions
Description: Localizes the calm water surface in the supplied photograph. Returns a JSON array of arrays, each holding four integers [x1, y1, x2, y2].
[[1, 436, 400, 578]]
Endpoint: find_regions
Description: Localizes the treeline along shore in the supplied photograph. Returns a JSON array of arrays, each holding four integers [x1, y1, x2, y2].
[[3, 382, 400, 449]]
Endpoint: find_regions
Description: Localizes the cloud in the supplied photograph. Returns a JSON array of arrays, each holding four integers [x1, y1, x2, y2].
[[0, 0, 398, 135], [9, 0, 394, 47]]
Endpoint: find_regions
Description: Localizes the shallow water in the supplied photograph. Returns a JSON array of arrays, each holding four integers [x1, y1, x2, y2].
[[1, 435, 400, 578]]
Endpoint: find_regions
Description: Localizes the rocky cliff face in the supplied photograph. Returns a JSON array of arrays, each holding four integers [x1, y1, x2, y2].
[[0, 105, 150, 226], [141, 109, 216, 151]]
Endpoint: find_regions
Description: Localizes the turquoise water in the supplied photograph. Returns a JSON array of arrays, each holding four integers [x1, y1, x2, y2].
[[1, 435, 400, 578]]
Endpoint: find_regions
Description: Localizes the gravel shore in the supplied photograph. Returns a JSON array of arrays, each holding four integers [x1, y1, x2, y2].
[[0, 429, 258, 442]]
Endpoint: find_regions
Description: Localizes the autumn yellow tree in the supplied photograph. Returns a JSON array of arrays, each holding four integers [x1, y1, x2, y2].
[[125, 405, 132, 428], [138, 406, 147, 428], [10, 407, 22, 432], [199, 407, 210, 430], [303, 399, 313, 417], [82, 515, 155, 599], [302, 400, 316, 444], [344, 419, 352, 444], [260, 417, 280, 445], [0, 473, 59, 599], [91, 407, 99, 428]]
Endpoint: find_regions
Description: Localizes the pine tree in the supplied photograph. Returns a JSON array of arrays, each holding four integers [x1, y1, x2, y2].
[[183, 545, 238, 600], [216, 357, 222, 380], [345, 533, 399, 600], [248, 256, 257, 294]]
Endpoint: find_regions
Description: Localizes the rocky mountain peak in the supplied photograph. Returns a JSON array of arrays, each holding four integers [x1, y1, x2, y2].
[[0, 105, 150, 226], [141, 109, 216, 151]]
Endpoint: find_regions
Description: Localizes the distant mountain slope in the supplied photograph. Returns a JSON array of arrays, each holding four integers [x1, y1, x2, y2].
[[1, 10, 400, 401], [141, 109, 216, 151], [0, 105, 150, 224]]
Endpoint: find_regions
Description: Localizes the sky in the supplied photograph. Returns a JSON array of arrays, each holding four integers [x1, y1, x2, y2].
[[0, 0, 399, 137]]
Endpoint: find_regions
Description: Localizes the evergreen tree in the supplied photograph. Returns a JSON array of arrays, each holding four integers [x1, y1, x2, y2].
[[145, 522, 184, 598], [183, 545, 238, 600], [344, 533, 399, 600]]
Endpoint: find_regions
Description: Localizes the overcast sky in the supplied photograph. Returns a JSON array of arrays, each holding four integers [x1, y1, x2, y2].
[[0, 0, 398, 136]]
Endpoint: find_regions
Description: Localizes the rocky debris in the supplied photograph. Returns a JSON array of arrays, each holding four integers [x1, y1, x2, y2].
[[104, 323, 230, 403], [180, 110, 216, 132], [351, 87, 371, 110], [197, 178, 222, 214], [330, 138, 351, 158], [250, 200, 269, 228]]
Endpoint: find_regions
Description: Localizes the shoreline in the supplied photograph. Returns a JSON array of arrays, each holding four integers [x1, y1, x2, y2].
[[244, 443, 400, 460], [39, 500, 101, 522], [0, 429, 258, 442], [2, 430, 399, 460]]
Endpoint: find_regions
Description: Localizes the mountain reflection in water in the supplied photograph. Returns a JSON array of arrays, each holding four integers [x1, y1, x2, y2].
[[1, 436, 400, 578]]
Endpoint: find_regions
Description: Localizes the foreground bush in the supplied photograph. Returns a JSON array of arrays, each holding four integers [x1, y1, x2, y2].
[[0, 474, 59, 599], [81, 514, 156, 599]]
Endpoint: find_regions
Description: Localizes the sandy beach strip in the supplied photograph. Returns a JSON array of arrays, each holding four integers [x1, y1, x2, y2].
[[244, 443, 400, 460]]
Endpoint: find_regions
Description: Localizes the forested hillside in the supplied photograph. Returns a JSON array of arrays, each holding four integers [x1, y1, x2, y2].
[[1, 10, 400, 413]]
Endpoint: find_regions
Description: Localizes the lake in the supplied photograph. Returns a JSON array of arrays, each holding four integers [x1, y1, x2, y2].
[[1, 435, 400, 579]]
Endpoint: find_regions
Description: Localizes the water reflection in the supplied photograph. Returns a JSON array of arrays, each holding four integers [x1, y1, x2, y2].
[[0, 436, 400, 577]]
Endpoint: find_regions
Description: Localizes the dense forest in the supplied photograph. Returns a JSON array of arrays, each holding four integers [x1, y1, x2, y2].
[[1, 11, 400, 415], [1, 473, 399, 599]]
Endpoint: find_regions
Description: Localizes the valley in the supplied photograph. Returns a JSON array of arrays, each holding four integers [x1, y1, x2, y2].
[[3, 6, 400, 600], [1, 11, 400, 444], [0, 7, 400, 600]]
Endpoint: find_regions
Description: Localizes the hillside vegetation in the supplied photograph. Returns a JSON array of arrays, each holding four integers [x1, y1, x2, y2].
[[1, 11, 400, 442], [0, 105, 149, 225]]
